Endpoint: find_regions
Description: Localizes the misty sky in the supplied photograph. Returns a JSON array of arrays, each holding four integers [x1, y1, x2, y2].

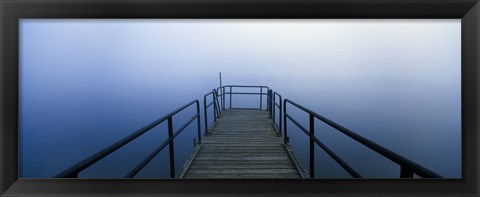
[[19, 19, 460, 178]]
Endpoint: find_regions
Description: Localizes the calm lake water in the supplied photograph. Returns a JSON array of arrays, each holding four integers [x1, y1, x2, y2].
[[19, 19, 461, 178]]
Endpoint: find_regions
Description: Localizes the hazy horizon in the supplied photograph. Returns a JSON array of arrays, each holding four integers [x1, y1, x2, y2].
[[19, 19, 461, 178]]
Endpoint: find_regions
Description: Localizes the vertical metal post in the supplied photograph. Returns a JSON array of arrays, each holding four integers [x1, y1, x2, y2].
[[219, 72, 222, 88], [309, 114, 315, 178], [229, 86, 232, 109], [269, 90, 272, 115], [222, 86, 225, 110], [219, 73, 223, 110], [204, 96, 208, 135], [214, 90, 221, 116], [260, 87, 263, 110], [283, 100, 288, 144], [269, 90, 272, 116], [196, 101, 202, 144], [279, 95, 282, 136], [213, 93, 217, 122], [168, 117, 175, 178], [267, 90, 271, 117], [272, 93, 276, 124], [271, 90, 273, 118]]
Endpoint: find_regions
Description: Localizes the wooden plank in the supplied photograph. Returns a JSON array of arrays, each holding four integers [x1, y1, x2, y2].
[[191, 160, 294, 165], [213, 127, 274, 131], [184, 173, 300, 179], [202, 140, 282, 143], [203, 136, 280, 139], [208, 133, 276, 136], [194, 156, 291, 161], [210, 130, 275, 133], [203, 137, 281, 141], [201, 141, 282, 143], [201, 146, 284, 150], [202, 140, 281, 142], [200, 151, 286, 154], [185, 169, 299, 174], [196, 152, 289, 157], [201, 149, 285, 153], [200, 142, 283, 144], [203, 142, 283, 147], [188, 164, 295, 169], [182, 109, 304, 179], [202, 147, 285, 153]]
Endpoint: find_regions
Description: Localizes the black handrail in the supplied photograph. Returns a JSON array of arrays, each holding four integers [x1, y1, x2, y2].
[[283, 99, 442, 178], [272, 92, 283, 136], [219, 85, 269, 110], [204, 89, 222, 135], [54, 100, 202, 178]]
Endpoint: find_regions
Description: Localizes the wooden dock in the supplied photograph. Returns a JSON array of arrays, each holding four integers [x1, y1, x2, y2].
[[178, 109, 307, 179], [52, 86, 443, 179]]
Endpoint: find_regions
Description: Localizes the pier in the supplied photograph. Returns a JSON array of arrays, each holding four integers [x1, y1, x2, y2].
[[178, 109, 306, 178], [54, 85, 442, 179]]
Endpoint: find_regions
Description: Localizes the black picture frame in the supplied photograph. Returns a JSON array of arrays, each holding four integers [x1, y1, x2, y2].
[[1, 0, 479, 196]]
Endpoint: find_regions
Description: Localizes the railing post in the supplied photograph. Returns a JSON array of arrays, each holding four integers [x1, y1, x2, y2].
[[400, 165, 414, 178], [213, 92, 217, 122], [283, 100, 288, 144], [268, 90, 270, 117], [222, 86, 225, 110], [229, 86, 232, 109], [279, 94, 282, 136], [266, 90, 269, 115], [271, 90, 273, 116], [204, 95, 208, 135], [260, 87, 263, 110], [214, 90, 222, 117], [272, 92, 276, 124], [309, 113, 315, 178], [196, 101, 202, 144], [270, 90, 273, 115], [168, 117, 175, 178]]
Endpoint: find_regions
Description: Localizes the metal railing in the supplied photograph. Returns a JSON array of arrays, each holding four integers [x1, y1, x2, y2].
[[216, 85, 269, 110], [282, 98, 443, 178], [267, 90, 272, 117], [54, 83, 442, 179], [204, 89, 222, 135], [271, 91, 283, 136], [54, 100, 202, 178]]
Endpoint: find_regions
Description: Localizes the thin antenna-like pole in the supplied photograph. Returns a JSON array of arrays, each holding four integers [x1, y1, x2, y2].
[[219, 72, 224, 110], [219, 72, 222, 87]]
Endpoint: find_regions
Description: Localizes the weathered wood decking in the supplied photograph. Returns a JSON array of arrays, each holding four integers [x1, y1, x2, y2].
[[178, 109, 306, 179]]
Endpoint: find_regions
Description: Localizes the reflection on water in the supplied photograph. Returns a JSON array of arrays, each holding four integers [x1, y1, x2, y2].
[[19, 19, 460, 178]]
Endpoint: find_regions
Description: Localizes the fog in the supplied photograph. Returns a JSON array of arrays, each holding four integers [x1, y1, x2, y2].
[[20, 19, 460, 178]]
